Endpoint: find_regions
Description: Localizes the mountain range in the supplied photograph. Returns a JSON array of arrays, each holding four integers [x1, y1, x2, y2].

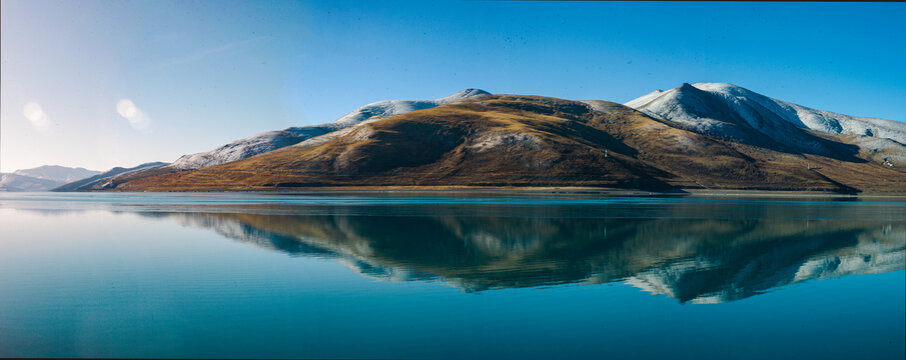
[[0, 166, 100, 192], [52, 162, 169, 191], [0, 173, 66, 192], [49, 83, 906, 193]]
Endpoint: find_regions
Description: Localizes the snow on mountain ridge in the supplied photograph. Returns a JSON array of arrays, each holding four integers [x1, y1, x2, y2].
[[623, 89, 665, 109], [626, 82, 905, 144], [625, 83, 757, 141], [170, 89, 490, 170], [307, 88, 490, 130], [53, 162, 169, 191], [13, 165, 101, 183], [171, 131, 302, 170], [692, 82, 905, 142], [0, 173, 65, 192]]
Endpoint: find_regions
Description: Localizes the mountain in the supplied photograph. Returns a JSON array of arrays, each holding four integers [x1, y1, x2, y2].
[[0, 173, 66, 192], [627, 82, 906, 143], [12, 165, 100, 183], [1, 165, 101, 192], [53, 162, 169, 191], [116, 90, 906, 193], [625, 82, 906, 166], [168, 89, 491, 170]]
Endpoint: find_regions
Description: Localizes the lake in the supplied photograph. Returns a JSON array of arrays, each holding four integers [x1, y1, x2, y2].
[[1, 192, 903, 359]]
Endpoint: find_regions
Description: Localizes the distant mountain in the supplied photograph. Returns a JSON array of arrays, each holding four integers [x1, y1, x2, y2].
[[1, 165, 101, 192], [53, 162, 169, 191], [0, 173, 65, 192], [13, 165, 100, 183], [168, 89, 491, 170], [116, 90, 906, 193]]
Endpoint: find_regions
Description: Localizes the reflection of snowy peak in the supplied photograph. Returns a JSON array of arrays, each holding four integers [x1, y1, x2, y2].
[[627, 224, 906, 304], [170, 89, 490, 170]]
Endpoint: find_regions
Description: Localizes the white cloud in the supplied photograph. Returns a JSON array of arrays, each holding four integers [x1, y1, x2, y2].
[[116, 99, 152, 133], [23, 101, 52, 133]]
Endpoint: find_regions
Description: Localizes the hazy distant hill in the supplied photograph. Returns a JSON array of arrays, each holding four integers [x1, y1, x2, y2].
[[1, 165, 101, 192], [13, 165, 100, 183], [0, 173, 65, 192], [53, 162, 169, 191]]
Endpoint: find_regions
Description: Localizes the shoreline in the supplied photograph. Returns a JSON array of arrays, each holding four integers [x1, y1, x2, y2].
[[98, 185, 906, 198]]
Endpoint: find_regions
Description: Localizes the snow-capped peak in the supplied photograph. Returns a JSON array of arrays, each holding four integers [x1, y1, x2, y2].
[[12, 165, 101, 183], [170, 89, 491, 170], [436, 88, 491, 103], [625, 82, 906, 145], [623, 89, 666, 109], [325, 89, 490, 129]]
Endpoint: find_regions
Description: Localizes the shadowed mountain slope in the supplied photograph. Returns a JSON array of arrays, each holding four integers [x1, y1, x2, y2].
[[53, 162, 169, 191]]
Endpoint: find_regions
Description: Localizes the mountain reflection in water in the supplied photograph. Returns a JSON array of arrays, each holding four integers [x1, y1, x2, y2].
[[144, 202, 905, 304]]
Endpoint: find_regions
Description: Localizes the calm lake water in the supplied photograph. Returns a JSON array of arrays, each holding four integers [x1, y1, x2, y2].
[[1, 192, 904, 359]]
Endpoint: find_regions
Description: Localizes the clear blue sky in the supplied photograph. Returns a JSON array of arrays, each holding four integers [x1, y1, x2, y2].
[[2, 0, 904, 172]]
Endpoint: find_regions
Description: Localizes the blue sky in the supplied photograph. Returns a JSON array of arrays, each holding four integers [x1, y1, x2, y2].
[[2, 0, 904, 172]]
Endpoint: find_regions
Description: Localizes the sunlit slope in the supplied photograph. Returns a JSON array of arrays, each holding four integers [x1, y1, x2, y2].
[[626, 82, 906, 168], [120, 95, 906, 192], [168, 89, 490, 170]]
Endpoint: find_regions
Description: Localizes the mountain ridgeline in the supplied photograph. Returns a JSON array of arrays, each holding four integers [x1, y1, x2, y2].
[[52, 162, 169, 191], [167, 89, 491, 170], [1, 166, 101, 192], [59, 84, 906, 193]]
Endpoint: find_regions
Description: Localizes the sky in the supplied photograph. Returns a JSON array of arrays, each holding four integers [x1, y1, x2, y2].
[[2, 0, 905, 172]]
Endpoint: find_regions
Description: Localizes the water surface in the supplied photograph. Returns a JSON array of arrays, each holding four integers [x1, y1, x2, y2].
[[1, 192, 903, 359]]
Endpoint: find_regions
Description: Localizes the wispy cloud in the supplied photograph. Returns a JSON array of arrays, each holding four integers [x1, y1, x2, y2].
[[23, 102, 52, 133], [117, 99, 152, 133], [157, 37, 265, 68]]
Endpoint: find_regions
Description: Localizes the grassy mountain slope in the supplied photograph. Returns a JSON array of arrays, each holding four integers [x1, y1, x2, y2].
[[118, 95, 906, 193]]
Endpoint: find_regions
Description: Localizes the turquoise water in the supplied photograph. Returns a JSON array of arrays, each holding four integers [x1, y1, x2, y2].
[[1, 193, 904, 359]]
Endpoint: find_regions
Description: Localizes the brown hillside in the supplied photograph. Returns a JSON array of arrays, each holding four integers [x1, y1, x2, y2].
[[120, 95, 906, 193]]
